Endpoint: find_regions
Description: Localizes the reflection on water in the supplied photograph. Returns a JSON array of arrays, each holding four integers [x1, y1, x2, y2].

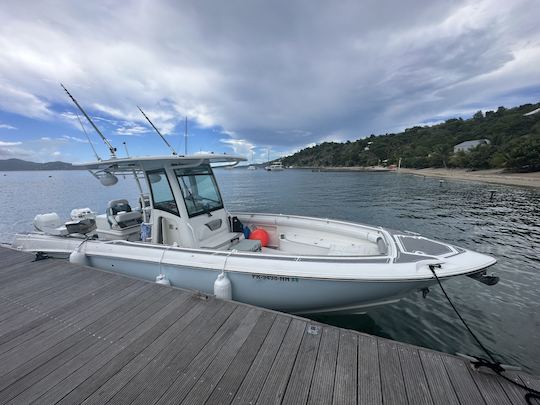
[[1, 169, 539, 373]]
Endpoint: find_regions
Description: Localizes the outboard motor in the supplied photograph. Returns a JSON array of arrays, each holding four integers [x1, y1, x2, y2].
[[33, 209, 96, 237], [33, 213, 68, 236]]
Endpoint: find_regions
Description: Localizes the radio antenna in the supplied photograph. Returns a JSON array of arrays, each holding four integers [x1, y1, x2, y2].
[[123, 141, 130, 157], [74, 111, 101, 161], [60, 83, 117, 158], [184, 116, 188, 155], [137, 106, 177, 155]]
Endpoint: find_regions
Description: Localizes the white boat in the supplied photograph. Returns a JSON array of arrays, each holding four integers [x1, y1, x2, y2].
[[247, 165, 257, 170], [10, 153, 498, 314], [265, 161, 284, 171]]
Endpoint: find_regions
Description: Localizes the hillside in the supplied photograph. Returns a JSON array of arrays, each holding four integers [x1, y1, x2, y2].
[[282, 102, 540, 172], [0, 159, 77, 171]]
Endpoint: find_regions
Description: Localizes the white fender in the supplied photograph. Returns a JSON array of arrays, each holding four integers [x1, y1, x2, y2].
[[155, 274, 171, 286], [214, 272, 232, 300], [69, 250, 89, 266]]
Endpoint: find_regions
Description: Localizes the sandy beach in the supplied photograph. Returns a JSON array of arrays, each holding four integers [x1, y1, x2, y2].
[[398, 168, 540, 188]]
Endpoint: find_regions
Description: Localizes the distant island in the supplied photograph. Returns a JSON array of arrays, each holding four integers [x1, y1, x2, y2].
[[282, 101, 540, 172], [0, 159, 78, 171]]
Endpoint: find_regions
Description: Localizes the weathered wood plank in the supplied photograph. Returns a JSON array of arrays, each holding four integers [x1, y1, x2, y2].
[[332, 329, 358, 405], [0, 283, 158, 379], [378, 339, 408, 405], [418, 351, 459, 405], [398, 345, 434, 405], [204, 312, 278, 405], [80, 298, 210, 405], [230, 315, 291, 405], [132, 303, 246, 405], [0, 283, 163, 401], [0, 281, 147, 400], [107, 300, 234, 405], [469, 367, 514, 405], [357, 334, 382, 405], [55, 293, 197, 405], [281, 323, 322, 405], [0, 276, 135, 355], [183, 311, 276, 405], [306, 326, 339, 405], [254, 318, 306, 405], [158, 308, 262, 405], [14, 288, 177, 404], [442, 355, 487, 405]]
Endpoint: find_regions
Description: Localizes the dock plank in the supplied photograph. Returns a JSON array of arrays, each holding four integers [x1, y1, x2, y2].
[[204, 312, 277, 405], [418, 351, 460, 405], [159, 308, 262, 404], [442, 355, 487, 405], [254, 318, 306, 405], [182, 311, 276, 405], [281, 323, 322, 405], [357, 334, 382, 405], [231, 315, 291, 405], [378, 339, 408, 404], [15, 287, 177, 404], [333, 330, 358, 405], [398, 345, 434, 405], [307, 326, 339, 405], [108, 300, 234, 405]]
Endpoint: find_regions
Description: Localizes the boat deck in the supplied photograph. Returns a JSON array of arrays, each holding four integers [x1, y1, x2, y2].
[[0, 246, 538, 404]]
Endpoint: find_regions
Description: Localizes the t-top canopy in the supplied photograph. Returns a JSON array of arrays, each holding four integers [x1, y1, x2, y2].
[[76, 153, 246, 172], [76, 153, 246, 186]]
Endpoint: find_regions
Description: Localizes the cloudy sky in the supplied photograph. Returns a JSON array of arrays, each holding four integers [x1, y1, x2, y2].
[[0, 0, 539, 163]]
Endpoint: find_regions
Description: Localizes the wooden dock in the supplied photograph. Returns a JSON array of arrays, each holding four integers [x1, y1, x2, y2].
[[0, 246, 538, 404]]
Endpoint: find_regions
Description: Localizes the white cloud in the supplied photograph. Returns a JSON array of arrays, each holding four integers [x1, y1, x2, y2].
[[0, 140, 22, 146], [0, 123, 16, 130], [62, 135, 87, 143], [0, 0, 538, 152], [219, 138, 254, 157], [115, 124, 149, 136]]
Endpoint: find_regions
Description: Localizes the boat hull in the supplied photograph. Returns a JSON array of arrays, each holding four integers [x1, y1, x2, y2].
[[88, 253, 433, 314]]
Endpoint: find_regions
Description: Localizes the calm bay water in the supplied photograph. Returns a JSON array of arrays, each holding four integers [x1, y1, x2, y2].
[[1, 168, 539, 373]]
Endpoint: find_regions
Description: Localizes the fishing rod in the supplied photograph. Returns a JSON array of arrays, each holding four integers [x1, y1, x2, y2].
[[60, 83, 117, 158], [74, 111, 101, 161], [137, 106, 177, 155]]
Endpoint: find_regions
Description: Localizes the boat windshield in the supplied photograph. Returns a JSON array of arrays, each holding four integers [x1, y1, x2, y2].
[[146, 169, 179, 216], [174, 165, 224, 217]]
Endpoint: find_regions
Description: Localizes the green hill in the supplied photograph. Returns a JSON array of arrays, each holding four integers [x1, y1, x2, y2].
[[282, 102, 540, 172], [0, 159, 77, 171]]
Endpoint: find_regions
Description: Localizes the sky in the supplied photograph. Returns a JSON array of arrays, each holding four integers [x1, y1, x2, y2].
[[0, 0, 539, 164]]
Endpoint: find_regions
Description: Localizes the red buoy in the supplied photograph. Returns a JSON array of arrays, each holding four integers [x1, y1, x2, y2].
[[249, 228, 269, 247]]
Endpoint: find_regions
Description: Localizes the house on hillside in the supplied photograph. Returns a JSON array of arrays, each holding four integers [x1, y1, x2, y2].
[[453, 139, 490, 153]]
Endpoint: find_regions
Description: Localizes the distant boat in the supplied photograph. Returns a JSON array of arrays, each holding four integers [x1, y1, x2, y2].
[[265, 161, 284, 171], [247, 165, 257, 170]]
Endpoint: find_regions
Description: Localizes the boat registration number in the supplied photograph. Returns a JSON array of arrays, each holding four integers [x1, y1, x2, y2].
[[251, 274, 299, 283]]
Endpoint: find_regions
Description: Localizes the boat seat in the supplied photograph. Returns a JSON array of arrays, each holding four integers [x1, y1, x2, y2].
[[107, 199, 143, 230]]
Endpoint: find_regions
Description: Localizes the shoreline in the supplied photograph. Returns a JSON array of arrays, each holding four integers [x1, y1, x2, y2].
[[397, 168, 540, 188]]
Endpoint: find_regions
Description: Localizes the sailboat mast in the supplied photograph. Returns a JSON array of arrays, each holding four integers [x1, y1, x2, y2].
[[60, 84, 117, 158]]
